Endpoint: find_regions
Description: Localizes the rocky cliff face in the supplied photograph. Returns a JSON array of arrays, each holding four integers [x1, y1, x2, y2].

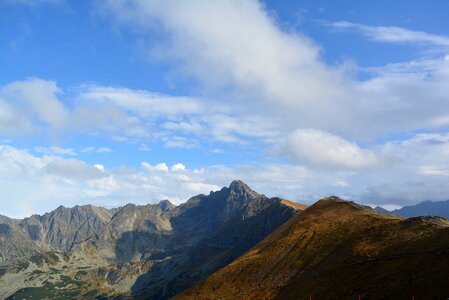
[[0, 204, 115, 263], [0, 181, 304, 299], [0, 216, 41, 262], [19, 205, 114, 251], [128, 180, 301, 299]]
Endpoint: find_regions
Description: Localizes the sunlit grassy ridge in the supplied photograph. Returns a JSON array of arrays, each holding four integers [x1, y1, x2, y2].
[[177, 197, 449, 299]]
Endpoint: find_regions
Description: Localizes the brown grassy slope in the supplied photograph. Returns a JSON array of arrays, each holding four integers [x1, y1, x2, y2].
[[174, 197, 449, 300], [280, 199, 308, 211]]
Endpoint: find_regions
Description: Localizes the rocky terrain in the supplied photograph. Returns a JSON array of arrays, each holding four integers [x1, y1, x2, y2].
[[4, 182, 449, 299], [0, 180, 303, 299], [178, 197, 449, 299], [0, 205, 116, 263]]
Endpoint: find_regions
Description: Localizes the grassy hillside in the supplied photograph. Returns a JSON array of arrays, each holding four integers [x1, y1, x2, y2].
[[176, 197, 449, 300]]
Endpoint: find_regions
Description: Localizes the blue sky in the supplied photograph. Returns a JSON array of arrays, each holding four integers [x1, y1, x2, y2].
[[1, 0, 449, 217]]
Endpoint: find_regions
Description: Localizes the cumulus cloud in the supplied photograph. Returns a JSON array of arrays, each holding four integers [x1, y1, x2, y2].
[[42, 159, 106, 182], [286, 129, 379, 170], [0, 144, 308, 217], [94, 164, 105, 171], [3, 134, 449, 218], [170, 163, 186, 172], [141, 162, 169, 172], [2, 1, 449, 213]]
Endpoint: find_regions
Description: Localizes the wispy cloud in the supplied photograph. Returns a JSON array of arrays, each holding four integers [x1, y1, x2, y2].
[[35, 146, 76, 156], [81, 147, 113, 153], [329, 21, 449, 49]]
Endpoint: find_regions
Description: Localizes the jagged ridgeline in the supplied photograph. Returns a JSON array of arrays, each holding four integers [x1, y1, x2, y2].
[[0, 180, 304, 299]]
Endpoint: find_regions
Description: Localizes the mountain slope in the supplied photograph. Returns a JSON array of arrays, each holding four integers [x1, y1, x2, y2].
[[0, 217, 41, 262], [117, 180, 303, 298], [0, 205, 116, 264], [177, 197, 449, 299], [19, 204, 114, 251], [0, 181, 304, 299]]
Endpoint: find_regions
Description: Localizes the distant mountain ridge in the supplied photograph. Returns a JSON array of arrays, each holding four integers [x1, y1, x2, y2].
[[390, 199, 449, 220], [0, 180, 305, 299]]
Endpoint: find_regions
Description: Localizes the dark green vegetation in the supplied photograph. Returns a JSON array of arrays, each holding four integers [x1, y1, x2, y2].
[[178, 197, 449, 299], [29, 252, 59, 266], [0, 266, 6, 278], [7, 277, 89, 300]]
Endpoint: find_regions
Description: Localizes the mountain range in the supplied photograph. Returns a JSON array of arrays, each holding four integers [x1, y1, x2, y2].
[[0, 180, 303, 299], [1, 181, 449, 299], [389, 199, 449, 220]]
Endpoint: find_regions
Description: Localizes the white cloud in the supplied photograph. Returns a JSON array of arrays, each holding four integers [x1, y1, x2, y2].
[[81, 86, 204, 117], [162, 121, 204, 135], [141, 162, 169, 172], [35, 146, 76, 156], [2, 78, 69, 130], [211, 148, 224, 154], [3, 136, 449, 218], [0, 145, 309, 217], [100, 0, 449, 143], [94, 164, 105, 171], [329, 21, 449, 48], [80, 147, 95, 153], [285, 129, 379, 170], [42, 158, 106, 182], [1, 3, 447, 151], [163, 136, 197, 149], [111, 136, 129, 143], [155, 163, 169, 172], [96, 147, 113, 153], [171, 163, 186, 172], [0, 78, 131, 137], [2, 1, 449, 214], [102, 0, 343, 108], [138, 144, 150, 152]]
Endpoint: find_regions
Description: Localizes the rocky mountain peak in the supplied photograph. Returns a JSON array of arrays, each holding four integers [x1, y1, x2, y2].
[[0, 180, 303, 298], [159, 200, 175, 212], [228, 180, 259, 198], [229, 179, 249, 190]]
